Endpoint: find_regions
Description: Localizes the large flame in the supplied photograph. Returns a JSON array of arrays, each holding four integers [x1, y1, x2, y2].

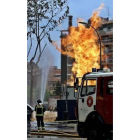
[[53, 4, 105, 85]]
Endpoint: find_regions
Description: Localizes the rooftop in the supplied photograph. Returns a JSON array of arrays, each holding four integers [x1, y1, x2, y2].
[[86, 72, 113, 78], [102, 20, 113, 25]]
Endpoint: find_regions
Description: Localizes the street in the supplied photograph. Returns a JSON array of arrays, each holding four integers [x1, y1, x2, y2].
[[28, 121, 80, 139]]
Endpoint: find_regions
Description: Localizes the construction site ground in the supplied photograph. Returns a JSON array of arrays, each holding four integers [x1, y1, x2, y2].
[[28, 111, 86, 139], [28, 121, 87, 140]]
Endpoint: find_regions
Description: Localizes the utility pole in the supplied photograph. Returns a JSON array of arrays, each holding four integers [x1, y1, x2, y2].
[[63, 84, 69, 120]]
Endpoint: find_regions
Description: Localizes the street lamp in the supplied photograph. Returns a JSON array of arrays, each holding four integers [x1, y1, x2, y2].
[[79, 22, 102, 69]]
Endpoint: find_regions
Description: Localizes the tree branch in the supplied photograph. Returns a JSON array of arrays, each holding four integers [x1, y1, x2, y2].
[[28, 0, 69, 64], [27, 35, 33, 59], [36, 43, 47, 65], [39, 5, 68, 41]]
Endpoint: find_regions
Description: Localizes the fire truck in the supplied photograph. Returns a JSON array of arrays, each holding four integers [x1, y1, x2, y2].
[[74, 68, 113, 140]]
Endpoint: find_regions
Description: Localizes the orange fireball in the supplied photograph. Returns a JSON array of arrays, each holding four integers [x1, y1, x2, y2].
[[53, 4, 105, 85]]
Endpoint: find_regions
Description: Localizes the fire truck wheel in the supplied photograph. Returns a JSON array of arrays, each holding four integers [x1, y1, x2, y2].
[[88, 129, 97, 140], [77, 129, 83, 137], [88, 127, 103, 140]]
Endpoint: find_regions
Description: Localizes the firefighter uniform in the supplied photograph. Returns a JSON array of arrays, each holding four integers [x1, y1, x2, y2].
[[35, 100, 45, 130]]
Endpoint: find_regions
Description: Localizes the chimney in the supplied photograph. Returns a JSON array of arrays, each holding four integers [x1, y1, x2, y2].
[[68, 15, 73, 27]]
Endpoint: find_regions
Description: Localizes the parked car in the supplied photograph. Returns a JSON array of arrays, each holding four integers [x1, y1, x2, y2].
[[27, 104, 34, 134]]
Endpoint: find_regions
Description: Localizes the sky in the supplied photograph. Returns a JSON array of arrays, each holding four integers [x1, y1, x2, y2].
[[27, 0, 113, 68]]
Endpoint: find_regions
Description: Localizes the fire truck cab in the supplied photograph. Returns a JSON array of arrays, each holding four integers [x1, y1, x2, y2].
[[74, 70, 113, 140]]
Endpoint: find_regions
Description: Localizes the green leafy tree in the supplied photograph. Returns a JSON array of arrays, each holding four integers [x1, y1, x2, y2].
[[44, 90, 51, 101], [53, 81, 61, 96]]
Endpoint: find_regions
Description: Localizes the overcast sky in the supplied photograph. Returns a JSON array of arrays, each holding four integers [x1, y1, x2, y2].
[[28, 0, 113, 68]]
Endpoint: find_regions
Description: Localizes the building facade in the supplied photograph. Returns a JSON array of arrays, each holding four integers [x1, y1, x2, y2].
[[47, 66, 61, 93], [61, 16, 74, 85], [99, 18, 113, 71]]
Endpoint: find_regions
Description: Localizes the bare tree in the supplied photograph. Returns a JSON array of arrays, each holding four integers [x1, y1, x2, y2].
[[27, 0, 69, 106]]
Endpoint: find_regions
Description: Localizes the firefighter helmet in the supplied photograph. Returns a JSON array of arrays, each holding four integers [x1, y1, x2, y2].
[[37, 99, 42, 103]]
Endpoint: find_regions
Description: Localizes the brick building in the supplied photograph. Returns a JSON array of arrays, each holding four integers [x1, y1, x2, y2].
[[47, 66, 61, 93]]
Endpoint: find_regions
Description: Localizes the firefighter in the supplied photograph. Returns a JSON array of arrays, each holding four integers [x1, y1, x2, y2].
[[35, 99, 45, 130]]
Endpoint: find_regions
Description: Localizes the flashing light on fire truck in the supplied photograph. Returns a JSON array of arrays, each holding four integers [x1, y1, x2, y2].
[[92, 68, 111, 73]]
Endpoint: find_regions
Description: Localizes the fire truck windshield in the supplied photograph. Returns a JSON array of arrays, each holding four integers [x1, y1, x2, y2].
[[81, 79, 96, 97]]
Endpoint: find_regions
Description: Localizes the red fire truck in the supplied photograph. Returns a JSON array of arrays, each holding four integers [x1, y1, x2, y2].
[[74, 69, 113, 140]]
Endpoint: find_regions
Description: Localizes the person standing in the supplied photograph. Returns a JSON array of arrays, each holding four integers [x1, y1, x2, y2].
[[35, 100, 45, 130]]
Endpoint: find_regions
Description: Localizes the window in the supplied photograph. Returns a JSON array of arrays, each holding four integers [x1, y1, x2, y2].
[[81, 79, 96, 97], [107, 80, 113, 94], [108, 23, 113, 29]]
